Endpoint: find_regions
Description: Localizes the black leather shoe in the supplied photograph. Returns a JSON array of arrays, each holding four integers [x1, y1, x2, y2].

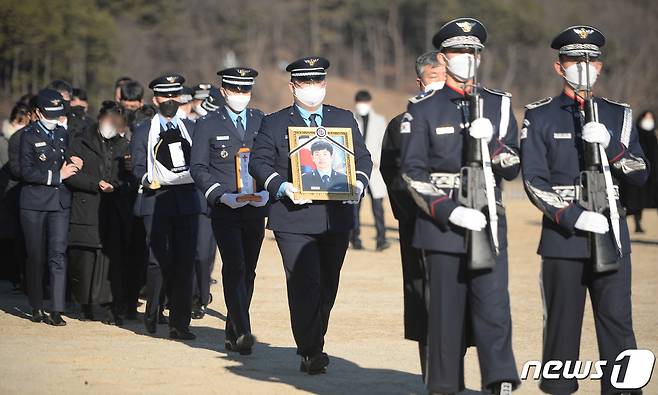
[[376, 241, 391, 251], [300, 352, 329, 375], [144, 315, 157, 334], [45, 312, 67, 326], [225, 337, 237, 351], [169, 327, 196, 340], [124, 309, 138, 320], [30, 309, 45, 323], [191, 305, 206, 320], [102, 309, 124, 326], [351, 240, 364, 250], [81, 304, 94, 320], [235, 333, 254, 355]]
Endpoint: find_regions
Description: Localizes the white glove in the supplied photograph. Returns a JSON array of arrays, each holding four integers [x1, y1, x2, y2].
[[282, 182, 312, 205], [343, 180, 365, 205], [220, 193, 249, 209], [574, 211, 609, 234], [448, 206, 487, 231], [248, 190, 269, 207], [469, 117, 494, 142], [581, 122, 610, 148]]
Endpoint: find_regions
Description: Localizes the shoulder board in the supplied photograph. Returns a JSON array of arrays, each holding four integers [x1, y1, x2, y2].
[[601, 97, 630, 108], [483, 87, 512, 97], [409, 89, 436, 104], [525, 97, 553, 110]]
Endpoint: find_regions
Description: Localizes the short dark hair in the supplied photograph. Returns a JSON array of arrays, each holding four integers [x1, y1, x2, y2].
[[9, 102, 31, 124], [115, 76, 132, 89], [120, 81, 144, 101], [310, 140, 333, 155], [47, 79, 73, 96], [98, 100, 126, 123], [355, 90, 372, 102], [72, 88, 87, 101]]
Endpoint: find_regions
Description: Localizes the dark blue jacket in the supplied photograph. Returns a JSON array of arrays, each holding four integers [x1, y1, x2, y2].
[[19, 122, 71, 211], [400, 84, 521, 253], [130, 117, 203, 217], [521, 92, 649, 259], [248, 104, 373, 234], [190, 106, 267, 221]]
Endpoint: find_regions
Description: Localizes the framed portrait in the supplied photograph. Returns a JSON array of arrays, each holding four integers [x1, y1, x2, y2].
[[288, 126, 358, 201]]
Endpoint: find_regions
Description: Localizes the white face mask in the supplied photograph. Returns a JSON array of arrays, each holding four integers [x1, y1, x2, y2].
[[562, 62, 598, 90], [446, 53, 479, 82], [194, 104, 208, 117], [294, 85, 326, 108], [640, 118, 655, 131], [422, 81, 445, 92], [99, 123, 118, 139], [355, 102, 371, 116], [39, 115, 58, 131], [225, 93, 251, 113]]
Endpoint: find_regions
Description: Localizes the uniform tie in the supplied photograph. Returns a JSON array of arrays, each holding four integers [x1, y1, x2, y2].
[[166, 122, 175, 130], [236, 115, 246, 140], [322, 174, 330, 185], [309, 113, 319, 127]]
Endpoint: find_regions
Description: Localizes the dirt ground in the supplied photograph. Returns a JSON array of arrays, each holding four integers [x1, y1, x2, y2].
[[0, 181, 656, 394]]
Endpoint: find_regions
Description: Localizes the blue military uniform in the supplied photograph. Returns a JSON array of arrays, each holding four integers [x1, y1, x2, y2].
[[19, 89, 71, 324], [521, 25, 648, 395], [249, 56, 372, 372], [131, 73, 202, 338], [401, 19, 521, 394], [191, 66, 267, 353]]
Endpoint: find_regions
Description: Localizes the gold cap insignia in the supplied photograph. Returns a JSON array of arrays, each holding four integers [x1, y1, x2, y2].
[[166, 76, 177, 83], [237, 69, 249, 77], [304, 58, 319, 67], [573, 28, 594, 39], [50, 99, 60, 105], [456, 21, 475, 33]]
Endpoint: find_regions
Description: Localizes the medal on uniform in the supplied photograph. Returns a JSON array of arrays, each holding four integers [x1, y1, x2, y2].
[[235, 147, 261, 202], [39, 153, 47, 162], [220, 149, 229, 159]]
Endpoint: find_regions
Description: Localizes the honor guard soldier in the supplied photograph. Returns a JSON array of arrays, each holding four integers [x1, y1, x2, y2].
[[131, 73, 203, 340], [249, 56, 372, 374], [190, 83, 214, 120], [521, 26, 648, 395], [191, 67, 267, 354], [20, 89, 83, 326], [400, 18, 521, 394]]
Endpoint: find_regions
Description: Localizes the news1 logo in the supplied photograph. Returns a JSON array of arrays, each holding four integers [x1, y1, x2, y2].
[[521, 349, 655, 390]]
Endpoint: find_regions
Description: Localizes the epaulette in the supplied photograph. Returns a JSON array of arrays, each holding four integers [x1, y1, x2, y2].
[[601, 97, 630, 108], [409, 89, 436, 104], [525, 97, 553, 110], [483, 87, 512, 97]]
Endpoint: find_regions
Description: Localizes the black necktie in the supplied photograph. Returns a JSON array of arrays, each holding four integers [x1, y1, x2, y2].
[[322, 175, 330, 185], [166, 122, 175, 130], [236, 115, 245, 140], [309, 113, 319, 127]]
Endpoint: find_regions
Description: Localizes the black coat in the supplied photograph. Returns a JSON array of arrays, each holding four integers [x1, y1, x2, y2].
[[64, 125, 132, 248], [621, 126, 658, 213]]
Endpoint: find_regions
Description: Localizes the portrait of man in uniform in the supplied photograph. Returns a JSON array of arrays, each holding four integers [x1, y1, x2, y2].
[[301, 140, 348, 192]]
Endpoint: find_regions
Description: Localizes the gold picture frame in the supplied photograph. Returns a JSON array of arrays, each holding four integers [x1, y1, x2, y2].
[[288, 126, 358, 201]]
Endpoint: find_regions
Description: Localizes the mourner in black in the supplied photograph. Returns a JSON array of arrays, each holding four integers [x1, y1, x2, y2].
[[521, 25, 648, 394], [380, 50, 446, 377], [301, 140, 349, 192], [249, 56, 372, 374], [65, 101, 132, 325], [191, 66, 267, 354], [620, 110, 658, 233], [20, 89, 83, 326], [401, 19, 521, 394], [132, 73, 202, 340]]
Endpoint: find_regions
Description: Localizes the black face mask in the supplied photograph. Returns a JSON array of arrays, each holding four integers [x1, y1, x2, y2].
[[70, 105, 86, 117], [158, 100, 180, 118]]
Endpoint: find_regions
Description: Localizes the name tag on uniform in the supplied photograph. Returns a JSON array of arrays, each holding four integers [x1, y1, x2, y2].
[[168, 142, 186, 168], [435, 126, 454, 135], [216, 135, 229, 141], [553, 132, 572, 139], [34, 142, 47, 147]]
